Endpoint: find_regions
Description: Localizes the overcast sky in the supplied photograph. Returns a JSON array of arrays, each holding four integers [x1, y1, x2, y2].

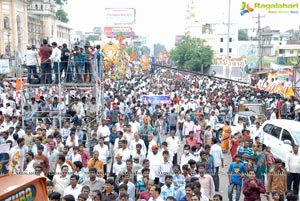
[[65, 0, 300, 50]]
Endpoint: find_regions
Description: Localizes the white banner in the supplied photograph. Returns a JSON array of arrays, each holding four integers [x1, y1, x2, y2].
[[105, 8, 136, 26], [0, 59, 10, 74]]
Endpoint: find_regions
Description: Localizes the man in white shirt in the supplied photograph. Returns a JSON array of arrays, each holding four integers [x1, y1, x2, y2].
[[71, 98, 85, 127], [210, 137, 224, 192], [24, 151, 35, 174], [93, 137, 109, 177], [129, 116, 140, 133], [97, 120, 110, 145], [137, 159, 156, 181], [159, 151, 173, 185], [71, 146, 82, 163], [147, 145, 163, 184], [63, 174, 83, 199], [9, 137, 28, 174], [49, 42, 61, 84], [180, 144, 196, 171], [24, 45, 39, 84], [53, 165, 70, 195], [129, 132, 147, 155], [285, 145, 300, 195], [166, 129, 180, 165], [149, 185, 164, 201], [115, 140, 131, 163]]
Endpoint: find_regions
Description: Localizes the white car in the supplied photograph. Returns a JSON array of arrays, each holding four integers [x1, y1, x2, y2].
[[262, 119, 300, 162]]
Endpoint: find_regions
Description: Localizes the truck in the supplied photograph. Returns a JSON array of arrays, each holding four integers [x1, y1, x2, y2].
[[0, 175, 48, 201]]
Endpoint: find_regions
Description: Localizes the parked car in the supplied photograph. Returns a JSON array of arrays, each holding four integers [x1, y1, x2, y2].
[[215, 111, 266, 140], [262, 119, 300, 162]]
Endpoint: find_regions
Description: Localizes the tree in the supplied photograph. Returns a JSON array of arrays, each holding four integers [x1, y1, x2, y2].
[[56, 9, 69, 23], [141, 46, 151, 55], [153, 43, 166, 57], [238, 29, 248, 41], [55, 0, 68, 5], [170, 36, 213, 71]]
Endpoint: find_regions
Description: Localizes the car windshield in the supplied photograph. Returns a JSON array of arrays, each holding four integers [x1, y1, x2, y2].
[[292, 131, 300, 145]]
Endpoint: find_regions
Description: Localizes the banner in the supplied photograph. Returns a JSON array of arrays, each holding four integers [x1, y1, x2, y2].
[[104, 27, 133, 38], [141, 95, 170, 106], [0, 59, 10, 74], [105, 8, 136, 26]]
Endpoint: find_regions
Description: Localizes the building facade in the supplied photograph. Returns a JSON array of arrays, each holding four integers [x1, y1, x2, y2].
[[0, 0, 71, 59], [27, 0, 71, 47], [0, 0, 28, 58]]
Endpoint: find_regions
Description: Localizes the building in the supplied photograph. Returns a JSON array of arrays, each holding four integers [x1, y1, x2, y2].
[[184, 0, 238, 57], [27, 0, 71, 47], [0, 0, 71, 59], [0, 0, 28, 58]]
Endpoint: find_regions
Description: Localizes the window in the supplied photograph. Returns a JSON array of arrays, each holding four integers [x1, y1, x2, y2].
[[279, 49, 284, 54], [220, 38, 223, 42], [35, 4, 38, 10], [263, 124, 273, 134], [41, 5, 43, 10], [229, 38, 232, 42], [290, 50, 294, 54], [229, 48, 232, 53], [281, 129, 294, 145], [270, 126, 282, 139], [4, 17, 10, 29], [220, 48, 223, 53]]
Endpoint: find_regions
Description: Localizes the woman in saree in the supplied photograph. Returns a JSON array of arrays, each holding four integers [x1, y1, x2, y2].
[[229, 132, 240, 161], [221, 120, 231, 152], [254, 144, 267, 180]]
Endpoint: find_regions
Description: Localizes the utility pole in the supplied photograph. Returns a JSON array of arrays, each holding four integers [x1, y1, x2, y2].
[[226, 0, 231, 57], [253, 13, 265, 72]]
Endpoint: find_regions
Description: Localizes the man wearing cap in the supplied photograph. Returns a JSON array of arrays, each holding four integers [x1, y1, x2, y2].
[[266, 159, 287, 201], [112, 153, 126, 177], [147, 144, 163, 184]]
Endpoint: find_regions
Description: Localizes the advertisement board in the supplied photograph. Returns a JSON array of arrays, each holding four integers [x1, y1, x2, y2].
[[0, 59, 10, 74], [104, 27, 133, 38], [141, 95, 170, 106], [105, 8, 136, 26]]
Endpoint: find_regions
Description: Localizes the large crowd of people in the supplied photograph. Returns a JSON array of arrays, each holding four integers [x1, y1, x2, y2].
[[1, 40, 300, 201]]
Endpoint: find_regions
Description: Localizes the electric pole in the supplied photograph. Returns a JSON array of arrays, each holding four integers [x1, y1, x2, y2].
[[253, 13, 265, 72]]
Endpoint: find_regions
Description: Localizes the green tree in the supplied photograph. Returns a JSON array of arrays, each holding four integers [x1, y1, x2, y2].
[[141, 46, 151, 55], [55, 0, 68, 5], [238, 29, 248, 41], [153, 43, 166, 56], [56, 9, 69, 23], [170, 36, 213, 71], [125, 46, 137, 55]]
